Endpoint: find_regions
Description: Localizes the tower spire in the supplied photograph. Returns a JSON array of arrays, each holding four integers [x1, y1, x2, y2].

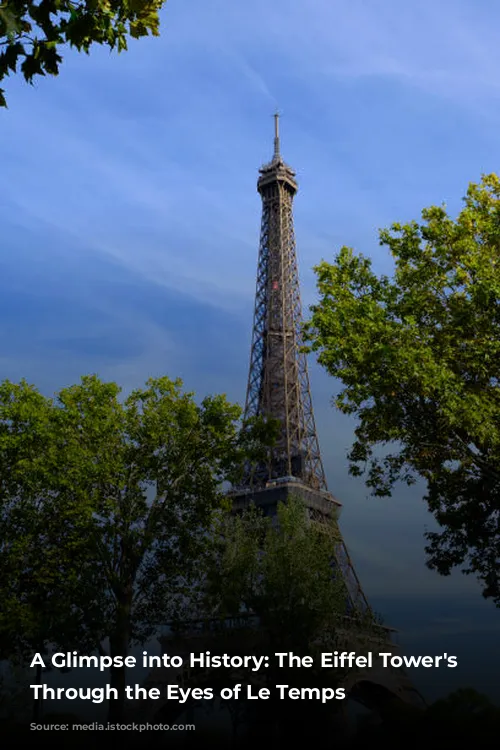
[[273, 111, 280, 160]]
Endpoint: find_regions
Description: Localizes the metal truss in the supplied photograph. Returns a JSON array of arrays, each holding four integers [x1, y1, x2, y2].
[[242, 124, 326, 491], [238, 116, 372, 617], [133, 120, 422, 716]]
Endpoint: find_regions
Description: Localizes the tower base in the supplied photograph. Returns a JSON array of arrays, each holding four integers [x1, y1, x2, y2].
[[132, 621, 425, 724], [228, 479, 426, 712], [229, 478, 342, 520]]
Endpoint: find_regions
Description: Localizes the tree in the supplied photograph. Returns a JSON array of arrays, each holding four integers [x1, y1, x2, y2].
[[0, 1, 167, 107], [0, 374, 272, 721], [304, 174, 500, 605], [200, 497, 367, 746], [0, 664, 32, 723], [205, 497, 347, 648]]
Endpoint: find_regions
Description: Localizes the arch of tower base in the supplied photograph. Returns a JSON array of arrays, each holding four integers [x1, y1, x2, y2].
[[130, 671, 420, 740], [135, 633, 425, 726]]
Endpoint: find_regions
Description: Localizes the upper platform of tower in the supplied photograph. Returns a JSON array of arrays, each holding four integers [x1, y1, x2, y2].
[[257, 114, 298, 193]]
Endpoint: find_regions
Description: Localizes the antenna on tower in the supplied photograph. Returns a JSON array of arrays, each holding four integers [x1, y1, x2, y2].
[[273, 111, 281, 160]]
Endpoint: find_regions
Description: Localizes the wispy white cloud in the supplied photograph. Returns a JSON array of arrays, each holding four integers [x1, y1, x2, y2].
[[232, 55, 277, 105], [5, 0, 498, 320], [216, 0, 500, 105]]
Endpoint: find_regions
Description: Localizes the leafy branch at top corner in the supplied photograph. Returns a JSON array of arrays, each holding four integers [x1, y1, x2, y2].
[[0, 1, 167, 108]]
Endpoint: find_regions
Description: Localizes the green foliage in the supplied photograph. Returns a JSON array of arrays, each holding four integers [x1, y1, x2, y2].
[[0, 374, 271, 719], [197, 498, 393, 745], [304, 174, 500, 604], [204, 496, 348, 649], [0, 1, 167, 107], [0, 664, 32, 722]]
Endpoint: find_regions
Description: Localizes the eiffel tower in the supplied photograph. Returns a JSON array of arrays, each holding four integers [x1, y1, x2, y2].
[[229, 114, 425, 711], [141, 117, 425, 723]]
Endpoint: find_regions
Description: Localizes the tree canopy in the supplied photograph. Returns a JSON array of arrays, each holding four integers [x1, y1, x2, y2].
[[203, 496, 348, 647], [0, 1, 167, 107], [0, 374, 272, 720], [199, 496, 352, 745], [304, 174, 500, 606]]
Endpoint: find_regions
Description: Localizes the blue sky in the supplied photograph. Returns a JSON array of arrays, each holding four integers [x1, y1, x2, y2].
[[1, 0, 499, 701]]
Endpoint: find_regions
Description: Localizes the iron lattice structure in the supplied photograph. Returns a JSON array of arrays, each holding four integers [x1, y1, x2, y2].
[[235, 115, 370, 615], [135, 117, 426, 720], [243, 115, 326, 490]]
